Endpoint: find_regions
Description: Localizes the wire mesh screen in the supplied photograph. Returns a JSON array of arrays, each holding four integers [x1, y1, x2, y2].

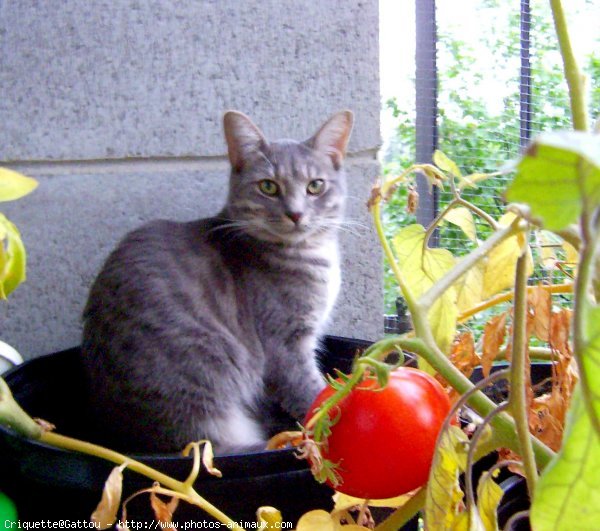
[[381, 0, 600, 319]]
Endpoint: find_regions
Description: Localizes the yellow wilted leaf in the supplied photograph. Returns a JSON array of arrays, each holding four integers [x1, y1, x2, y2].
[[454, 262, 485, 314], [538, 230, 560, 269], [257, 506, 282, 528], [458, 172, 496, 190], [91, 463, 127, 530], [393, 224, 458, 354], [450, 511, 469, 531], [200, 440, 222, 478], [0, 213, 27, 300], [433, 150, 462, 177], [296, 510, 336, 531], [333, 491, 417, 510], [476, 469, 503, 530], [424, 426, 469, 530], [445, 207, 477, 242], [0, 168, 38, 202], [482, 213, 533, 299], [562, 241, 579, 265], [150, 491, 179, 524], [481, 312, 508, 378]]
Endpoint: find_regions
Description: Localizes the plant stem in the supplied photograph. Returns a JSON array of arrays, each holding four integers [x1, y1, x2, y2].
[[420, 218, 524, 310], [387, 337, 555, 469], [305, 336, 407, 434], [448, 173, 499, 230], [456, 196, 499, 230], [550, 0, 588, 131], [374, 488, 425, 531], [371, 200, 420, 314], [424, 199, 458, 248], [465, 403, 510, 512], [0, 377, 43, 439], [41, 432, 243, 529], [571, 217, 600, 436], [458, 283, 572, 323], [508, 248, 538, 497]]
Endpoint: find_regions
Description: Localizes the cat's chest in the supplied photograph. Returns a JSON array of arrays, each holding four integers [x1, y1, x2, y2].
[[258, 243, 341, 320]]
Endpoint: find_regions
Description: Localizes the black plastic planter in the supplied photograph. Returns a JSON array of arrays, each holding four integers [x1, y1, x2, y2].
[[0, 336, 548, 528], [0, 336, 420, 528]]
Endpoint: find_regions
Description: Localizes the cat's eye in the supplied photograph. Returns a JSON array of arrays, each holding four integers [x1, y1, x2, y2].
[[258, 179, 280, 197], [307, 179, 325, 196]]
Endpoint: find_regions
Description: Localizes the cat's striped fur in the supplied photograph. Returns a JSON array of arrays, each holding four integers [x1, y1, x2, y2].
[[81, 111, 353, 454]]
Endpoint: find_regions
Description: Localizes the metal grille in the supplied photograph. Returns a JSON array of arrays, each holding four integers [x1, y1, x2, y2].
[[381, 0, 600, 321]]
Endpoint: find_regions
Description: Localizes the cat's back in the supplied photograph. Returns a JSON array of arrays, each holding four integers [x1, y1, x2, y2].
[[85, 218, 221, 313], [81, 217, 242, 363]]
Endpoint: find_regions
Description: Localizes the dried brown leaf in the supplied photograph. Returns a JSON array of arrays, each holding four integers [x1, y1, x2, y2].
[[452, 332, 480, 377], [482, 312, 508, 377], [201, 440, 222, 478], [528, 286, 552, 342], [407, 185, 419, 214], [91, 463, 127, 530], [33, 418, 56, 432], [497, 448, 524, 476], [550, 308, 572, 359], [150, 491, 179, 524], [530, 393, 566, 451], [367, 183, 382, 209], [266, 430, 303, 450]]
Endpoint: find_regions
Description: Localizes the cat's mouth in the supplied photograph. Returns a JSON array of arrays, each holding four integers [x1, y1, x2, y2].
[[247, 220, 313, 244]]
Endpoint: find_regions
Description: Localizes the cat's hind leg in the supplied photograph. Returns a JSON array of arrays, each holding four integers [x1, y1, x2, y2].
[[201, 405, 268, 455]]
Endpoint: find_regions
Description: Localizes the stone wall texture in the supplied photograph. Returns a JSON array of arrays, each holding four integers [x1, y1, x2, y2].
[[0, 0, 382, 359]]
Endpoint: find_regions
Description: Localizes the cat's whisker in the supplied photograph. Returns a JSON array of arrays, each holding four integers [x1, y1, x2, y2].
[[324, 220, 368, 238]]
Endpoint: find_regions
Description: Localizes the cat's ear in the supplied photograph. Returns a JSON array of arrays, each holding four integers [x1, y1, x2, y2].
[[306, 110, 354, 170], [223, 111, 268, 172]]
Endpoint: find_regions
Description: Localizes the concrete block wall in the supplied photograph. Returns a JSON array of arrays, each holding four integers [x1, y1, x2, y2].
[[0, 0, 382, 359]]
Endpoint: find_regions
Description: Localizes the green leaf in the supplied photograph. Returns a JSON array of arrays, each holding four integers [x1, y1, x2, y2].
[[424, 425, 468, 530], [0, 168, 38, 202], [0, 214, 27, 299], [530, 385, 600, 530], [445, 207, 477, 242], [506, 131, 600, 231], [582, 304, 600, 436], [392, 224, 458, 354], [433, 150, 463, 177]]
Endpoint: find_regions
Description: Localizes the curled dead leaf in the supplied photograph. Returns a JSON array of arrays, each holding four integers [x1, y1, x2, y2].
[[33, 418, 56, 432], [406, 185, 419, 214], [200, 440, 222, 478], [266, 430, 303, 450], [481, 312, 508, 378], [528, 285, 552, 342], [91, 463, 127, 530], [550, 308, 572, 358], [150, 490, 179, 525], [449, 332, 480, 379], [367, 183, 382, 209], [257, 506, 283, 528]]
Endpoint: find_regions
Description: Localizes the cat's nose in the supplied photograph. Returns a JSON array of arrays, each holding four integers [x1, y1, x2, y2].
[[285, 211, 303, 225]]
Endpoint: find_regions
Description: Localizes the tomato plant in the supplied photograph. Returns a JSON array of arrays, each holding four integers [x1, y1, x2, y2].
[[305, 367, 451, 499]]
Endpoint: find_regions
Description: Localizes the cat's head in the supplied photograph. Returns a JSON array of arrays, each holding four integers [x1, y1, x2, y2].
[[222, 110, 353, 245]]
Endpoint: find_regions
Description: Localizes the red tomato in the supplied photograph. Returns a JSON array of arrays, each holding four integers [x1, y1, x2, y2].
[[305, 367, 451, 499]]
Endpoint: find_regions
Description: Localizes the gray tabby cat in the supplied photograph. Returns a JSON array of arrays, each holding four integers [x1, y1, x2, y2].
[[81, 110, 353, 454]]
